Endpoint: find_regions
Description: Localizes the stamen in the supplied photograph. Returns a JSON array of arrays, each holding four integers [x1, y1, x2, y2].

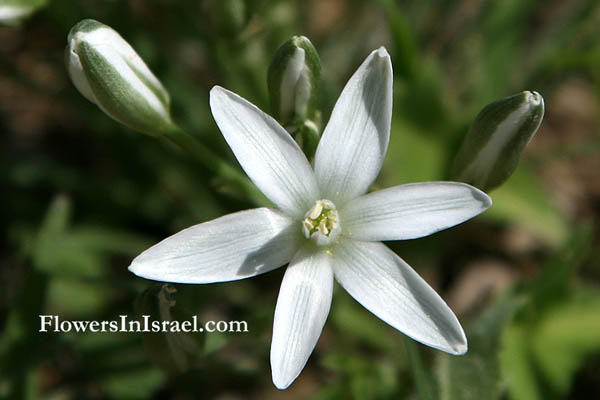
[[302, 219, 313, 238], [318, 220, 328, 235], [301, 199, 340, 244], [309, 201, 323, 219]]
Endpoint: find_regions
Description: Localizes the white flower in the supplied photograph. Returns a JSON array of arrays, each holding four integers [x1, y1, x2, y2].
[[129, 47, 492, 389]]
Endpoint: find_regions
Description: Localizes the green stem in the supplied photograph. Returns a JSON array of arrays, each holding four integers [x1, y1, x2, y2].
[[164, 125, 268, 207], [404, 337, 435, 400]]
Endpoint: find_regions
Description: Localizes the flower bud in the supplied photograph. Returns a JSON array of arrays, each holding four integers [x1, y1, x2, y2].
[[66, 19, 174, 136], [295, 120, 320, 160], [268, 35, 322, 131], [451, 91, 545, 191], [0, 0, 46, 26]]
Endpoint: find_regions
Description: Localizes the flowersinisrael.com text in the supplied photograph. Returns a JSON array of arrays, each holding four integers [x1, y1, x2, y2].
[[39, 315, 248, 333]]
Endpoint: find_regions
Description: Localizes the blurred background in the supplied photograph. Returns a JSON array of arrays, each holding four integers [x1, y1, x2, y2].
[[1, 0, 599, 398]]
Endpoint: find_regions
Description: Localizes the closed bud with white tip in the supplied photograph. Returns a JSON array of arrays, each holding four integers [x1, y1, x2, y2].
[[66, 19, 174, 136], [267, 36, 322, 138], [451, 91, 545, 191]]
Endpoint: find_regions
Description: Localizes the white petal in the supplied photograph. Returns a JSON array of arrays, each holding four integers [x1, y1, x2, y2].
[[341, 182, 492, 241], [67, 47, 98, 104], [271, 245, 333, 389], [314, 47, 393, 205], [332, 240, 467, 354], [210, 86, 319, 218], [128, 208, 300, 284]]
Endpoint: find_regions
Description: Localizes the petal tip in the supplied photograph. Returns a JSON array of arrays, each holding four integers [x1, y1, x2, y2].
[[459, 182, 493, 210], [371, 47, 392, 80], [209, 85, 226, 97], [524, 90, 544, 107], [448, 325, 468, 355], [271, 370, 295, 390], [127, 260, 142, 276], [375, 46, 390, 58], [451, 340, 468, 355], [292, 34, 311, 44], [473, 186, 493, 210], [128, 257, 155, 280]]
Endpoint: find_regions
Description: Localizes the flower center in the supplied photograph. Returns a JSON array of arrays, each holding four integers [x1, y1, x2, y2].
[[302, 199, 340, 245]]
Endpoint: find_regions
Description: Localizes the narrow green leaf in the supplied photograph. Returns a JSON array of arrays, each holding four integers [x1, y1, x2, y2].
[[501, 225, 595, 399], [437, 298, 519, 400], [500, 323, 543, 400], [531, 291, 600, 394], [405, 337, 436, 400], [47, 278, 109, 317]]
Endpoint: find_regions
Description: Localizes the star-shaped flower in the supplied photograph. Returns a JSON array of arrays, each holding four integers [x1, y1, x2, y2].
[[129, 47, 492, 389]]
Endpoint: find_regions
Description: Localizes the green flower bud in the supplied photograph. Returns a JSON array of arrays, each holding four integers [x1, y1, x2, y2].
[[451, 91, 545, 191], [268, 35, 322, 132], [295, 120, 320, 160], [0, 0, 46, 26], [66, 19, 174, 136]]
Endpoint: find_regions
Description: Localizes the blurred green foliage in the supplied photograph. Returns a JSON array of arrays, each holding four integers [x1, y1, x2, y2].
[[1, 0, 599, 398]]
